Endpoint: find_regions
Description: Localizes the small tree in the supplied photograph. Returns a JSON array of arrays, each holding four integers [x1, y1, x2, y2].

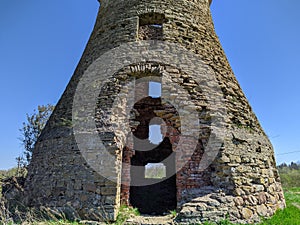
[[19, 104, 54, 166]]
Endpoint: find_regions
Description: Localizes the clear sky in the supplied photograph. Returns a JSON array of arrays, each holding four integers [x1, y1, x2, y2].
[[0, 0, 299, 170]]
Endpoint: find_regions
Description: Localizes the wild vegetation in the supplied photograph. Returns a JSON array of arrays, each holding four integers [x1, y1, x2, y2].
[[18, 104, 54, 167], [0, 168, 21, 199], [277, 162, 300, 188]]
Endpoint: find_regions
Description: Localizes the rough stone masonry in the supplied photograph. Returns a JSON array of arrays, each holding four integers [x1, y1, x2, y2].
[[16, 0, 285, 224]]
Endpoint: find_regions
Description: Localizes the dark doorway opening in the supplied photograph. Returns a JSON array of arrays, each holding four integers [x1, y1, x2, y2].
[[128, 96, 177, 215], [130, 137, 176, 214]]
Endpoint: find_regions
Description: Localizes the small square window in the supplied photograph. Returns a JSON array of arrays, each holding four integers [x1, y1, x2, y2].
[[149, 81, 161, 98], [138, 13, 165, 40], [145, 163, 166, 179], [149, 124, 163, 144]]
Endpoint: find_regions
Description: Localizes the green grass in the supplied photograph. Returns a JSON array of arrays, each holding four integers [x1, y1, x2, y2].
[[0, 220, 80, 225], [169, 209, 177, 218], [284, 187, 300, 204], [114, 205, 140, 225], [29, 220, 80, 225], [259, 205, 300, 225]]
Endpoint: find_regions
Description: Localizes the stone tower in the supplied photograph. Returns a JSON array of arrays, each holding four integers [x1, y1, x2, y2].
[[23, 0, 285, 223]]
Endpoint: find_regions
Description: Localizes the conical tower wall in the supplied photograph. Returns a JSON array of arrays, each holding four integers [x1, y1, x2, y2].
[[22, 0, 285, 223]]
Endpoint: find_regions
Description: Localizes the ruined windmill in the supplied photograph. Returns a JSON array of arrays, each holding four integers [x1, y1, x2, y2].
[[21, 0, 285, 223]]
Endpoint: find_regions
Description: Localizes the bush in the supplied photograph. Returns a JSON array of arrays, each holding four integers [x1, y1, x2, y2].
[[278, 162, 300, 188]]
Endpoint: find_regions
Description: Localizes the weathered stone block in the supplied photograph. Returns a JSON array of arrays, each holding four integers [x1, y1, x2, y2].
[[241, 208, 253, 220], [256, 204, 268, 217]]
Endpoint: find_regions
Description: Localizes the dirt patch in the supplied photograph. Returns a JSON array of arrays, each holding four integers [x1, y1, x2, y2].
[[125, 214, 175, 225], [292, 203, 300, 209]]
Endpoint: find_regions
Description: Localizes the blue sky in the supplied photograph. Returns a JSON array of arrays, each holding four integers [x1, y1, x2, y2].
[[0, 0, 299, 169]]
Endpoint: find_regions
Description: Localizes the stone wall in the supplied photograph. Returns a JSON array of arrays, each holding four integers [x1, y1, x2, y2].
[[21, 0, 285, 223]]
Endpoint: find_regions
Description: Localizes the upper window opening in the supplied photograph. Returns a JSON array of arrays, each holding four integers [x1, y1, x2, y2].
[[139, 13, 166, 26], [138, 13, 165, 40], [149, 124, 163, 145], [149, 81, 161, 98], [150, 24, 163, 28]]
